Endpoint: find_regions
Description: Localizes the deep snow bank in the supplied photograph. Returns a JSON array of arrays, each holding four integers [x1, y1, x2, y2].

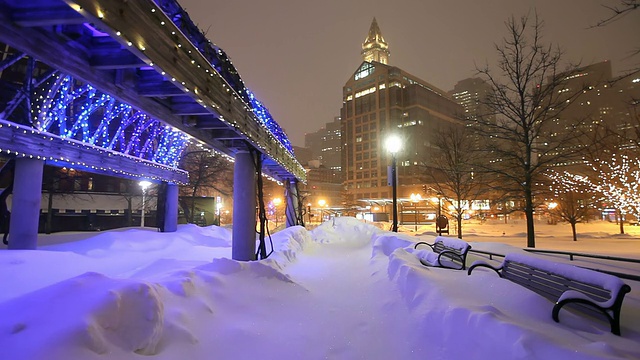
[[372, 232, 640, 360]]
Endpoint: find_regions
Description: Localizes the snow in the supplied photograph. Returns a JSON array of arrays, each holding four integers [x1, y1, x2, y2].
[[1, 218, 639, 359]]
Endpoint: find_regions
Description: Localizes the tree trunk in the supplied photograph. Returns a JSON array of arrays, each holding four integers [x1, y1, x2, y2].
[[619, 210, 625, 235], [571, 221, 577, 241], [524, 179, 536, 248], [457, 213, 463, 239]]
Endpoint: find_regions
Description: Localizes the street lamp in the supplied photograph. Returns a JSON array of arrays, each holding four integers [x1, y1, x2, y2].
[[139, 180, 152, 228], [216, 202, 223, 225], [272, 197, 282, 227], [318, 199, 326, 222], [431, 195, 444, 235], [548, 201, 558, 225], [386, 134, 402, 232], [410, 193, 422, 232]]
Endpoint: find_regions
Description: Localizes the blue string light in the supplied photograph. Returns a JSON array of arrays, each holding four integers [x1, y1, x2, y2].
[[33, 74, 189, 168], [153, 0, 294, 155]]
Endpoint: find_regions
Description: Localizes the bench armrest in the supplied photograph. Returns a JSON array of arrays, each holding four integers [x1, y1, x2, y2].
[[437, 250, 465, 270], [414, 241, 435, 251], [552, 285, 631, 336], [467, 260, 503, 277]]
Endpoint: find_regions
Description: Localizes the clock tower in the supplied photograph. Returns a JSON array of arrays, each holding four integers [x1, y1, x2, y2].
[[361, 18, 389, 64]]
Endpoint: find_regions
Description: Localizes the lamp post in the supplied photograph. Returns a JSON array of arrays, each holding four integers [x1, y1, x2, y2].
[[548, 201, 558, 225], [410, 193, 422, 232], [318, 199, 326, 222], [272, 197, 282, 227], [139, 180, 152, 228], [386, 135, 401, 232], [216, 202, 223, 225]]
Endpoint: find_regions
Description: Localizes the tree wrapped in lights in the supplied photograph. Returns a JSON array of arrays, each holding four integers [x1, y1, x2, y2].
[[550, 153, 640, 231], [545, 171, 596, 241]]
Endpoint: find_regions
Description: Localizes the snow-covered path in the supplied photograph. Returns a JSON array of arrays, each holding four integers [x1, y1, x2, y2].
[[284, 240, 424, 359], [2, 220, 639, 359]]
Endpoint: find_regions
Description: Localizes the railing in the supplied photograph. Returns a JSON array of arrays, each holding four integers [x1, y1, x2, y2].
[[468, 249, 506, 261], [523, 248, 640, 264], [469, 249, 640, 282]]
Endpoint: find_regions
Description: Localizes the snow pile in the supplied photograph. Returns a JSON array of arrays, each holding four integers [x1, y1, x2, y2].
[[0, 272, 164, 358], [0, 218, 639, 359], [380, 232, 640, 359], [310, 216, 384, 244]]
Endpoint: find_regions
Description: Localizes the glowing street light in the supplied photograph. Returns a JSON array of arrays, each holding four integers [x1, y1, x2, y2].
[[139, 180, 152, 228], [386, 134, 402, 232], [272, 197, 282, 227], [318, 199, 327, 222], [410, 193, 422, 232]]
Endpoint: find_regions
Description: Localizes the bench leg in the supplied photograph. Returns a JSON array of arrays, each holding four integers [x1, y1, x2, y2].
[[553, 299, 622, 336]]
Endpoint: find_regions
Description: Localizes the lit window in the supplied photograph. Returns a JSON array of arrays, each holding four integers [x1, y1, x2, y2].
[[355, 62, 375, 80]]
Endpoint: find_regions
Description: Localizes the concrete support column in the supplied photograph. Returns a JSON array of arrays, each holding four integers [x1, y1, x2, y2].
[[285, 179, 299, 228], [8, 158, 44, 249], [232, 151, 256, 261], [163, 183, 179, 232]]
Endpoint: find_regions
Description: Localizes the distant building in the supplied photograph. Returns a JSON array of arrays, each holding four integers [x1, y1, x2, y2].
[[552, 61, 640, 139], [304, 116, 342, 173], [299, 161, 343, 210], [450, 77, 492, 123], [341, 18, 464, 209], [292, 146, 313, 166]]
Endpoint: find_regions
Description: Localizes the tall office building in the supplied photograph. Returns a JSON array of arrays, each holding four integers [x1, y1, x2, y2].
[[551, 61, 639, 137], [304, 116, 342, 172], [450, 77, 492, 123], [341, 18, 464, 205]]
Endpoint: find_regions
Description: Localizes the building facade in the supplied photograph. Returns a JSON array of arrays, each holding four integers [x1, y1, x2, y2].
[[304, 116, 342, 172], [341, 19, 464, 210], [450, 77, 493, 123]]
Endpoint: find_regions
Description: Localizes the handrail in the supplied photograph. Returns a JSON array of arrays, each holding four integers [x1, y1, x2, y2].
[[584, 267, 640, 282], [469, 249, 640, 282], [468, 249, 506, 261], [523, 249, 640, 264]]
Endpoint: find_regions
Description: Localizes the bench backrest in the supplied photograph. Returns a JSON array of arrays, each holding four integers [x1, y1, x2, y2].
[[502, 253, 623, 320], [433, 236, 471, 268]]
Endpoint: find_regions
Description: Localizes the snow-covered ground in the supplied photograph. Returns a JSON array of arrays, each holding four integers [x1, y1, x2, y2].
[[0, 218, 639, 359]]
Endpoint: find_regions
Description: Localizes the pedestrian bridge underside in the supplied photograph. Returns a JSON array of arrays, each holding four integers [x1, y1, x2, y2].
[[0, 0, 305, 257], [0, 0, 305, 183]]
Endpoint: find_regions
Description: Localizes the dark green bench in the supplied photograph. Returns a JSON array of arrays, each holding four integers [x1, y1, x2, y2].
[[468, 253, 632, 335], [414, 236, 471, 270]]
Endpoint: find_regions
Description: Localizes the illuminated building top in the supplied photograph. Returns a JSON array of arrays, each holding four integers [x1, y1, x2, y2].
[[361, 17, 389, 64]]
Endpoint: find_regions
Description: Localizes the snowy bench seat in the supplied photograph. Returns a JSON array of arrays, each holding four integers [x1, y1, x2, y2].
[[467, 253, 632, 335], [413, 236, 471, 270]]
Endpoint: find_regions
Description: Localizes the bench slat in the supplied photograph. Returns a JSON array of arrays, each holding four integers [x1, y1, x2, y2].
[[506, 262, 611, 301], [468, 253, 630, 335]]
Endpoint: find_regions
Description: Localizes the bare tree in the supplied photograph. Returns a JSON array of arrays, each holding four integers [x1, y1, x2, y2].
[[593, 1, 640, 76], [179, 148, 232, 224], [424, 125, 486, 238], [592, 1, 639, 28], [475, 13, 585, 248]]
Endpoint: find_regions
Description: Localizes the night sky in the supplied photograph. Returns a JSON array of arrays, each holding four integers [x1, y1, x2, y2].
[[177, 0, 639, 147]]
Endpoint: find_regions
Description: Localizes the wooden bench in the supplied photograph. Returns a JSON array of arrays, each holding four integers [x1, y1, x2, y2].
[[467, 253, 632, 335], [414, 236, 471, 270]]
